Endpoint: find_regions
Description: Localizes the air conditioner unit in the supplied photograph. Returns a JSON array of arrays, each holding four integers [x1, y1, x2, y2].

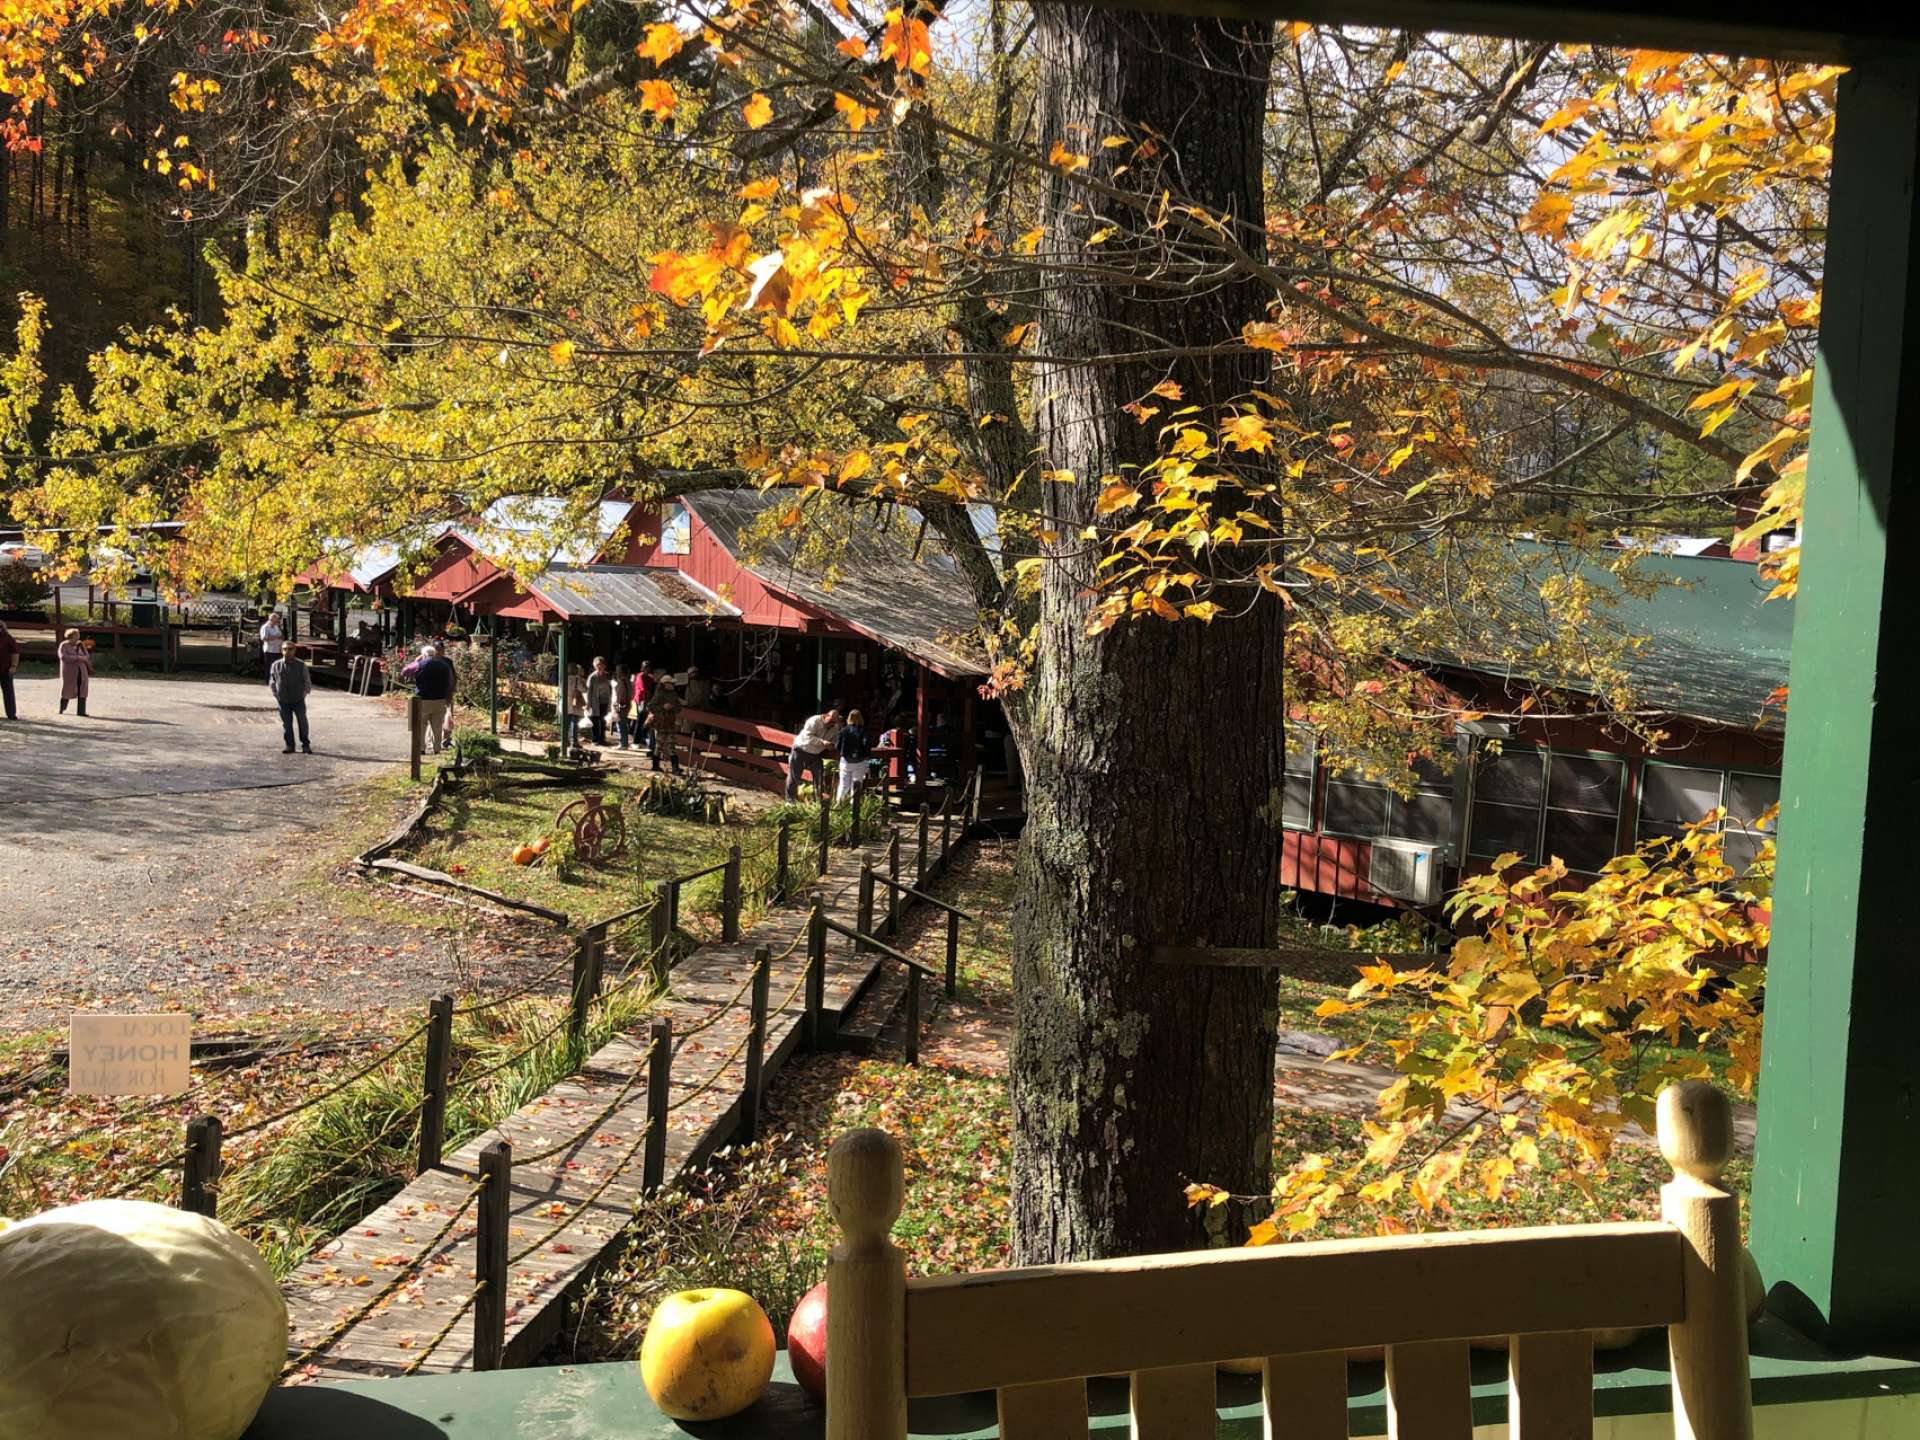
[[1368, 837, 1446, 905]]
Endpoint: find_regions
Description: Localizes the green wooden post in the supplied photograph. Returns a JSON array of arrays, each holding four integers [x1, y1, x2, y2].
[[488, 615, 499, 736], [1750, 56, 1920, 1350]]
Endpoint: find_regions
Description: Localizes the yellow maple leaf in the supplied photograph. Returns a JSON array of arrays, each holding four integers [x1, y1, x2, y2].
[[638, 23, 685, 65], [880, 8, 933, 75], [638, 79, 677, 118], [743, 93, 773, 129], [549, 339, 576, 366], [835, 35, 866, 57], [834, 92, 874, 132], [1048, 141, 1089, 174]]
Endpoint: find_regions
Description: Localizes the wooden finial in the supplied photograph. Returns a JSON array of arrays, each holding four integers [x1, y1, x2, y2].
[[829, 1128, 903, 1252], [1658, 1081, 1735, 1183]]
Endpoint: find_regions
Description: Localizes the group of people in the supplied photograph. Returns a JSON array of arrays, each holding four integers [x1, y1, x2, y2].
[[563, 656, 686, 770], [784, 702, 896, 804], [0, 619, 97, 722]]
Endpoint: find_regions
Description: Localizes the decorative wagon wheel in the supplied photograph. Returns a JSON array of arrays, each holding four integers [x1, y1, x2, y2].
[[554, 793, 628, 864]]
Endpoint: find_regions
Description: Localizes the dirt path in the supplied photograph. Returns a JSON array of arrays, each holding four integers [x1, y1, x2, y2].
[[0, 674, 565, 1032]]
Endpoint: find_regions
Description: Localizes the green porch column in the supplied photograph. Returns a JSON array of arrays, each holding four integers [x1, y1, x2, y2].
[[1751, 54, 1920, 1349], [488, 615, 499, 736]]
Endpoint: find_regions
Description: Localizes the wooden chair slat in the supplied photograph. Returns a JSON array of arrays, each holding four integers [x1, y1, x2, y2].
[[1509, 1331, 1594, 1440], [1261, 1351, 1348, 1439], [998, 1378, 1089, 1440], [1384, 1340, 1473, 1440], [1130, 1362, 1217, 1439]]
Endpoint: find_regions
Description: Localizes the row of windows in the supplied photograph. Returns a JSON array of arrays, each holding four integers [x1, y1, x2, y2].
[[1283, 733, 1778, 875]]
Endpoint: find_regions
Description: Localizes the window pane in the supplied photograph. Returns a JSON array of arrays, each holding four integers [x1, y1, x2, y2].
[[1410, 755, 1453, 794], [1549, 754, 1624, 814], [1470, 802, 1538, 859], [1391, 791, 1454, 845], [1723, 829, 1766, 875], [1283, 772, 1313, 829], [1640, 765, 1722, 826], [1544, 808, 1620, 873], [1476, 749, 1544, 807], [1324, 781, 1389, 838], [1284, 733, 1315, 778], [1726, 773, 1780, 833], [661, 504, 691, 556]]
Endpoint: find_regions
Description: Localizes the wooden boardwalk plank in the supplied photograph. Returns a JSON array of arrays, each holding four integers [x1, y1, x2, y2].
[[284, 825, 954, 1381]]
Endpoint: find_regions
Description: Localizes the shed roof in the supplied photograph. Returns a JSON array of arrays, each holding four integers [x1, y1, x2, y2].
[[522, 565, 736, 621], [683, 490, 988, 677], [1398, 545, 1793, 731], [456, 498, 634, 568]]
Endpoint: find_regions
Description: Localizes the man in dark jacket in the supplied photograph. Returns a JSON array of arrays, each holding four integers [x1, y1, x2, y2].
[[269, 643, 314, 754], [0, 620, 17, 720], [413, 643, 457, 752]]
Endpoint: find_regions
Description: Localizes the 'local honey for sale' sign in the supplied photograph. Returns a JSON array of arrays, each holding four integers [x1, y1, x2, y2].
[[68, 1014, 191, 1096]]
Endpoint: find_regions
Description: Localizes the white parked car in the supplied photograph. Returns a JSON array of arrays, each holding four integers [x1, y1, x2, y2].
[[0, 542, 46, 567]]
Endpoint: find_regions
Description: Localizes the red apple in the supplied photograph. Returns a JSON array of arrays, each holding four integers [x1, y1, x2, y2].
[[787, 1281, 829, 1399]]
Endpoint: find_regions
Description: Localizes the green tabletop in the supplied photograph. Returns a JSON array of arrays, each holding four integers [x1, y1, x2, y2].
[[248, 1324, 1920, 1439]]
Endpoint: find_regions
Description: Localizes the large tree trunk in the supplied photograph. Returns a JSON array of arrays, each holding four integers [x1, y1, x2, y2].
[[1011, 8, 1284, 1263]]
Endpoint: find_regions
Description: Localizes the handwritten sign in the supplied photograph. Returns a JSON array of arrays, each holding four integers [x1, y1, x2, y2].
[[68, 1014, 191, 1096]]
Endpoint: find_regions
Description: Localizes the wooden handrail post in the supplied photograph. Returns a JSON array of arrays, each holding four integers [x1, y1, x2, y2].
[[916, 805, 929, 890], [945, 909, 960, 998], [644, 1016, 673, 1193], [826, 1129, 907, 1440], [418, 993, 455, 1172], [409, 696, 424, 781], [474, 1139, 511, 1371], [181, 1115, 222, 1217], [886, 831, 901, 937], [817, 787, 831, 876], [723, 844, 743, 943], [567, 933, 597, 1043], [776, 818, 791, 905], [650, 880, 673, 985], [849, 779, 864, 848], [969, 767, 983, 826], [905, 968, 921, 1067], [1660, 1082, 1753, 1440], [857, 863, 876, 955], [667, 879, 683, 940], [742, 945, 773, 1144], [806, 895, 828, 1050], [940, 796, 952, 870]]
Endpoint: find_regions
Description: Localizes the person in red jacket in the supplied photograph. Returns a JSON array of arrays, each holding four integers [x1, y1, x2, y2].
[[631, 661, 659, 760]]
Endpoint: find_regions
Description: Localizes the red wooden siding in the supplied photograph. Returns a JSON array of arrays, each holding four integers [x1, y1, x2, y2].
[[629, 500, 828, 631]]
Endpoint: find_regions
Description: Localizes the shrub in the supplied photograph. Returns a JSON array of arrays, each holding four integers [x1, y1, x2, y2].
[[0, 559, 48, 613]]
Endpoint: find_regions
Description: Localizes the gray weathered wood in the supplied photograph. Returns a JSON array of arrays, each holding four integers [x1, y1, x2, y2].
[[644, 1016, 672, 1193], [417, 994, 455, 1172], [181, 1115, 222, 1218], [474, 1140, 511, 1372]]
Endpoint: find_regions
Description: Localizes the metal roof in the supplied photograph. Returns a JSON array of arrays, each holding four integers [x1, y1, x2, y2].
[[456, 498, 634, 568], [682, 491, 989, 677], [1389, 544, 1794, 732], [522, 565, 737, 621]]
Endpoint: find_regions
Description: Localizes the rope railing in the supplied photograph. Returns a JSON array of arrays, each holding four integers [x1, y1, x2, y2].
[[505, 1114, 657, 1267], [508, 1039, 659, 1169], [221, 1015, 436, 1143], [451, 948, 583, 1017], [400, 1280, 486, 1375], [280, 1177, 483, 1378]]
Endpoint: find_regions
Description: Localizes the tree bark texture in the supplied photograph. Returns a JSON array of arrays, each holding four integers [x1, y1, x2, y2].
[[1011, 7, 1284, 1264]]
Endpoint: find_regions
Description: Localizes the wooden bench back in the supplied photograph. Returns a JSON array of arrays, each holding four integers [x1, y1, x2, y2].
[[825, 1082, 1753, 1439]]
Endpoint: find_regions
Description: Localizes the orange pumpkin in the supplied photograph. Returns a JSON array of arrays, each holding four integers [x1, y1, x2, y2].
[[531, 835, 552, 855], [511, 844, 538, 866]]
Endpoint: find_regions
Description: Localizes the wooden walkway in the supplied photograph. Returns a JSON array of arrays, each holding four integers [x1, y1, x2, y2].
[[283, 824, 944, 1381]]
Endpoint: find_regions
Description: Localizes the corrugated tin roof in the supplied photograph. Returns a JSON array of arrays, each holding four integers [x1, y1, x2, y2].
[[683, 491, 988, 677], [457, 498, 633, 567], [349, 542, 402, 588], [523, 565, 737, 621], [1382, 543, 1792, 731]]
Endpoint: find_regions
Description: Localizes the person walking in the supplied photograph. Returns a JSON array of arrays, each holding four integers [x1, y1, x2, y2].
[[259, 611, 285, 683], [612, 663, 634, 749], [785, 703, 844, 802], [0, 619, 17, 720], [561, 663, 587, 751], [836, 708, 874, 804], [57, 629, 92, 716], [684, 664, 714, 711], [645, 682, 684, 773], [587, 656, 614, 746], [270, 643, 314, 754], [632, 661, 658, 760], [413, 642, 456, 753]]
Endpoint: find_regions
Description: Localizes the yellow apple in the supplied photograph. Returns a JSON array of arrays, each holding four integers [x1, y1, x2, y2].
[[639, 1288, 777, 1422]]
